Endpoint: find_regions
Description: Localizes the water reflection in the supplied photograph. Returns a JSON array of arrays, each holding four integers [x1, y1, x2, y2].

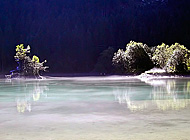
[[154, 99, 190, 111], [151, 80, 190, 111], [16, 98, 31, 113], [115, 79, 190, 112], [5, 79, 49, 113], [115, 88, 148, 112], [2, 77, 190, 113]]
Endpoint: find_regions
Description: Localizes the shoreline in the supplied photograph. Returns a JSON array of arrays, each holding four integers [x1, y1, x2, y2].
[[1, 69, 190, 81], [1, 73, 190, 79]]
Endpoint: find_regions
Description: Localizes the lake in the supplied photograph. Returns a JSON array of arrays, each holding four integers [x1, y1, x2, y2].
[[0, 76, 190, 140]]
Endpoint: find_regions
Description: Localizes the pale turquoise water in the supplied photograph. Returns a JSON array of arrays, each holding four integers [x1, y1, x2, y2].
[[0, 76, 190, 140]]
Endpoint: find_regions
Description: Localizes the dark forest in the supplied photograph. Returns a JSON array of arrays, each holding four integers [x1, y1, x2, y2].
[[0, 0, 190, 74]]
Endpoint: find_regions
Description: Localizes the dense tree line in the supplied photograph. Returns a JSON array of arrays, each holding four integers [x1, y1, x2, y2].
[[113, 41, 190, 74], [0, 0, 189, 74]]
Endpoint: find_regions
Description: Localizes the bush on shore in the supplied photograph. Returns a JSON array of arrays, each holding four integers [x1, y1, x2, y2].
[[113, 41, 190, 74], [112, 41, 153, 74]]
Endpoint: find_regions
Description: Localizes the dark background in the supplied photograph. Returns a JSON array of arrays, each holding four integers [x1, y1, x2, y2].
[[0, 0, 190, 74]]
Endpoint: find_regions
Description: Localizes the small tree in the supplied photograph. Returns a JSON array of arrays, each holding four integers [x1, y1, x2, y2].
[[152, 43, 169, 68], [112, 49, 128, 74], [112, 41, 153, 74], [6, 44, 48, 78], [152, 43, 190, 73]]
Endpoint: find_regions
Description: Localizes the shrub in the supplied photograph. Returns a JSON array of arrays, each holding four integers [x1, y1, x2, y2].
[[152, 43, 169, 68], [165, 43, 190, 73], [6, 44, 48, 78], [153, 42, 190, 73], [112, 41, 153, 74], [112, 49, 128, 74]]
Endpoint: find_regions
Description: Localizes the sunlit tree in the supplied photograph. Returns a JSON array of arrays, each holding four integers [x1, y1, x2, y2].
[[112, 41, 153, 74], [153, 43, 190, 73], [6, 44, 48, 78]]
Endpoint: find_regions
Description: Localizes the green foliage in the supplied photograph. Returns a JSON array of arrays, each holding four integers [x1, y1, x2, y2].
[[186, 58, 190, 71], [152, 43, 169, 68], [112, 41, 153, 74], [32, 55, 40, 63], [14, 44, 30, 61], [112, 49, 127, 74], [153, 42, 190, 73], [6, 44, 48, 78], [113, 41, 190, 74]]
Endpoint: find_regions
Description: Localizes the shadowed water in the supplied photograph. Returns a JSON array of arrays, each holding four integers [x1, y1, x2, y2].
[[0, 76, 190, 140]]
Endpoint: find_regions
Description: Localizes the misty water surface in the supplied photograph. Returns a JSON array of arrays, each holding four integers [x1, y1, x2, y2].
[[0, 76, 190, 140]]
